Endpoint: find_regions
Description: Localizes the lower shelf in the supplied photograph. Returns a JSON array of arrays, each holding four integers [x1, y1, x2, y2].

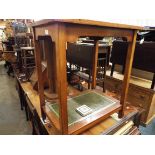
[[43, 90, 122, 134]]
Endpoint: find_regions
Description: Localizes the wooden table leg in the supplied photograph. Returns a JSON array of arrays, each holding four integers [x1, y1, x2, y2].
[[55, 24, 68, 134], [92, 40, 99, 89], [119, 30, 137, 117], [33, 38, 45, 118]]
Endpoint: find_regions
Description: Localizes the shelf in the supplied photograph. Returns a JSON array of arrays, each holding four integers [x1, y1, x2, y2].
[[43, 89, 121, 134]]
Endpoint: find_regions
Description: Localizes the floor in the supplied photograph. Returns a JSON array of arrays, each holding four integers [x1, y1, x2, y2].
[[0, 61, 154, 135], [140, 119, 155, 135], [0, 61, 31, 135]]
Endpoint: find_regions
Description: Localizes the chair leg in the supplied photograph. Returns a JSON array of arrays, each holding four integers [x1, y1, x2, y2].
[[103, 55, 107, 92], [110, 63, 115, 76], [18, 86, 24, 110], [7, 65, 13, 76], [103, 81, 105, 92], [122, 64, 125, 74], [88, 70, 91, 89], [32, 124, 37, 135], [23, 97, 29, 121]]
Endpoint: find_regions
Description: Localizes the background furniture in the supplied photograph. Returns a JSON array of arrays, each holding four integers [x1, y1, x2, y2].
[[110, 41, 155, 89], [105, 76, 155, 126], [67, 42, 109, 91], [20, 47, 35, 81], [2, 37, 15, 73], [2, 51, 16, 76]]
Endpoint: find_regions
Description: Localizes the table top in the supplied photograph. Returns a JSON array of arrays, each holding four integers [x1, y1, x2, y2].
[[32, 19, 143, 30]]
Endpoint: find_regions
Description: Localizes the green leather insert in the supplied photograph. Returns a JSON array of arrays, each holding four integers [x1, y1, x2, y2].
[[48, 92, 116, 126]]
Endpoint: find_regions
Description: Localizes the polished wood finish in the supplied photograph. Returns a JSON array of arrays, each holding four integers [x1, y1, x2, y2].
[[55, 24, 68, 134], [34, 40, 45, 110], [32, 19, 142, 30], [119, 31, 138, 117], [32, 19, 142, 134], [92, 40, 99, 89]]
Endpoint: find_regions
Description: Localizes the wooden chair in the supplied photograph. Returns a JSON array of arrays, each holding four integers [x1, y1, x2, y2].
[[2, 51, 16, 77], [20, 47, 35, 81]]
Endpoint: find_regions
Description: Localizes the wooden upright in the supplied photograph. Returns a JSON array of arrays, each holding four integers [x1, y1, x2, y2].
[[32, 19, 142, 134]]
